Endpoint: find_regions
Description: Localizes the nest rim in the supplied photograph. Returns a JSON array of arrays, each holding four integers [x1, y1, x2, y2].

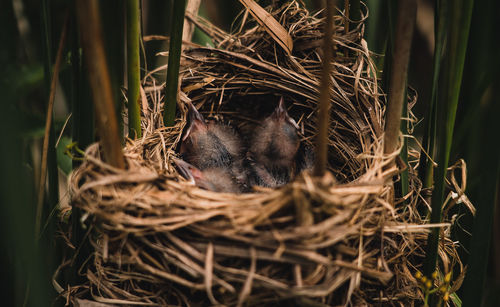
[[62, 2, 467, 306]]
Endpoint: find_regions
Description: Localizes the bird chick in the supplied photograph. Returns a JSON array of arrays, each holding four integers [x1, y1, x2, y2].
[[296, 143, 315, 174], [174, 158, 242, 193], [180, 102, 248, 188], [248, 97, 300, 188]]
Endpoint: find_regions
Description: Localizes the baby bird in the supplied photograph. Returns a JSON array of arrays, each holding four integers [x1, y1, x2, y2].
[[180, 102, 248, 188], [174, 158, 242, 193], [248, 97, 300, 188], [296, 143, 316, 174]]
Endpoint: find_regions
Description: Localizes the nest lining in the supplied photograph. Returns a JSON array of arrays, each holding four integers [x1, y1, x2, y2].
[[64, 2, 467, 306]]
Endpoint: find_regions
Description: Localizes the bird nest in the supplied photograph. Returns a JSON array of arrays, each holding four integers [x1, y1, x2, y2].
[[62, 2, 469, 306]]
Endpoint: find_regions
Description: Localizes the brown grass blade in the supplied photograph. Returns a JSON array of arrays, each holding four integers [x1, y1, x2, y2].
[[36, 12, 69, 238], [238, 0, 293, 54]]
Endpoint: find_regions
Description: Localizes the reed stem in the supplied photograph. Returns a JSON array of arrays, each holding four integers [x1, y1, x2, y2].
[[383, 0, 416, 157], [418, 0, 448, 193], [70, 3, 94, 158], [163, 0, 186, 127], [76, 0, 125, 169], [313, 0, 335, 177], [127, 0, 142, 139]]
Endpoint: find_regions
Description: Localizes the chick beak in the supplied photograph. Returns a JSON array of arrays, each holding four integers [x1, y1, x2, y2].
[[173, 158, 201, 184], [272, 97, 299, 129], [182, 102, 207, 141]]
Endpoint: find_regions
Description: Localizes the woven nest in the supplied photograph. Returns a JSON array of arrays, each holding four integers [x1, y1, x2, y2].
[[63, 2, 469, 306]]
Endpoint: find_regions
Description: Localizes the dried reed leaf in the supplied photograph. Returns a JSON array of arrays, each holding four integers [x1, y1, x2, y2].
[[238, 0, 293, 54]]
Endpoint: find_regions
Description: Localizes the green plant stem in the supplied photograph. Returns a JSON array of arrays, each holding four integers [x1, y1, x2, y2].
[[418, 0, 448, 192], [365, 0, 389, 72], [313, 0, 335, 177], [423, 0, 474, 279], [163, 0, 186, 127], [127, 0, 142, 139]]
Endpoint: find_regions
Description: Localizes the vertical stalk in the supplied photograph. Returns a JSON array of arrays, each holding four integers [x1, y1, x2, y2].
[[418, 0, 448, 193], [70, 0, 94, 288], [71, 2, 94, 157], [40, 0, 59, 229], [36, 14, 69, 238], [365, 0, 389, 72], [381, 0, 397, 96], [313, 0, 335, 177], [76, 0, 125, 169], [383, 0, 416, 157], [163, 0, 186, 127], [127, 0, 142, 138], [100, 0, 125, 144], [423, 0, 474, 278]]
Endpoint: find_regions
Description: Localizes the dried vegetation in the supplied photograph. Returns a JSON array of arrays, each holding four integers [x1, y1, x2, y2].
[[61, 2, 468, 306]]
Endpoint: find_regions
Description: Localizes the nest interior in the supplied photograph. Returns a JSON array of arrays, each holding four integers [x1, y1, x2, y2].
[[64, 2, 466, 306]]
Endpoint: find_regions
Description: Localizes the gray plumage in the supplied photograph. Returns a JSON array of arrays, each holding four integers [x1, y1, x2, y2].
[[174, 158, 243, 193], [180, 102, 248, 190], [248, 97, 300, 188]]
